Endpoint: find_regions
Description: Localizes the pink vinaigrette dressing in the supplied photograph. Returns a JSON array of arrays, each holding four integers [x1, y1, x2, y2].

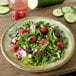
[[8, 0, 29, 11]]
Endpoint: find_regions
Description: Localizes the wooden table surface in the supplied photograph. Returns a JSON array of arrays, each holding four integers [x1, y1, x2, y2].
[[0, 1, 76, 76]]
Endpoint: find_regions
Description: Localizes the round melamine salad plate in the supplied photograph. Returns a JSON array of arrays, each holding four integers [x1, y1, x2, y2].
[[1, 17, 75, 72]]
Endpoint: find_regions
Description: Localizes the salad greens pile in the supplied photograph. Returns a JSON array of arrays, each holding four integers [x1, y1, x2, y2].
[[9, 20, 68, 66]]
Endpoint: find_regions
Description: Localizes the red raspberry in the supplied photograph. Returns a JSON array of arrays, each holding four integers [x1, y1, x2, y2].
[[10, 37, 17, 44], [14, 11, 19, 15], [12, 11, 19, 20], [29, 36, 36, 43], [11, 44, 19, 52], [19, 11, 26, 18], [36, 50, 42, 55], [36, 23, 41, 29], [56, 42, 63, 49], [18, 29, 26, 34], [39, 40, 47, 46], [41, 27, 47, 34]]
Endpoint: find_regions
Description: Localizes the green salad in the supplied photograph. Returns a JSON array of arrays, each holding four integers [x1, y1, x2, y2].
[[9, 21, 68, 66]]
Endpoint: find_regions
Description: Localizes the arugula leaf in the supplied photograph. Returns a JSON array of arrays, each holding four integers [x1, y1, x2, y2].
[[9, 33, 16, 38], [52, 32, 58, 40], [41, 41, 49, 51], [43, 23, 50, 28], [39, 21, 44, 24], [23, 23, 30, 28], [41, 56, 48, 65]]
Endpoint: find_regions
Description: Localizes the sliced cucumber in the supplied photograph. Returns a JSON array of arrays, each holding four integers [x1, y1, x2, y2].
[[28, 0, 64, 9], [53, 8, 63, 17], [0, 6, 10, 15], [28, 0, 38, 9], [71, 6, 76, 11], [64, 13, 76, 23], [0, 3, 8, 7], [62, 6, 74, 14], [0, 0, 8, 6]]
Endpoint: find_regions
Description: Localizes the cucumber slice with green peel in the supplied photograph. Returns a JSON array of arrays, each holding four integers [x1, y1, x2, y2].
[[71, 6, 76, 15], [71, 6, 76, 11], [0, 0, 8, 6], [0, 6, 10, 15], [62, 6, 74, 14], [0, 3, 8, 7], [53, 8, 63, 17], [28, 0, 64, 9], [64, 13, 76, 23]]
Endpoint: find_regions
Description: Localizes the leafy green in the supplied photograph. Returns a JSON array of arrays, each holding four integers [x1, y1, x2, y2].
[[23, 22, 30, 28], [21, 56, 32, 65], [9, 21, 68, 66], [40, 41, 49, 51], [41, 56, 48, 65], [9, 34, 12, 38], [39, 21, 44, 24], [9, 33, 16, 38]]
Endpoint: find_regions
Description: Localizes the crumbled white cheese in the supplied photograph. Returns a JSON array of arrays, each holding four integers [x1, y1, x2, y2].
[[52, 57, 56, 60], [49, 25, 54, 29], [23, 45, 26, 49], [49, 27, 52, 30], [28, 54, 32, 58], [35, 49, 37, 52], [51, 25, 54, 28], [17, 31, 18, 33], [56, 52, 60, 58], [31, 45, 32, 46], [51, 57, 56, 61], [32, 49, 33, 50], [12, 37, 17, 43], [46, 35, 48, 37], [41, 24, 43, 27]]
